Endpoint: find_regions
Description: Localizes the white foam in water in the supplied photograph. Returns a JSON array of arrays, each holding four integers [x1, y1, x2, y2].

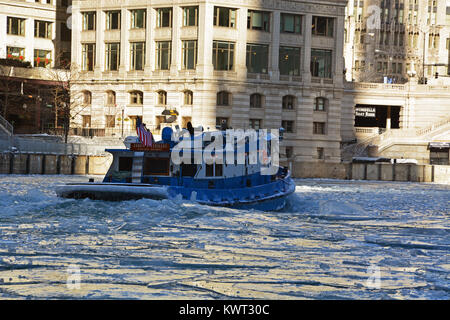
[[0, 175, 449, 299]]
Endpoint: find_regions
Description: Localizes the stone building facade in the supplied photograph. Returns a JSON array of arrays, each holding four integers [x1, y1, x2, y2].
[[0, 0, 72, 69], [70, 0, 348, 163], [344, 0, 450, 84]]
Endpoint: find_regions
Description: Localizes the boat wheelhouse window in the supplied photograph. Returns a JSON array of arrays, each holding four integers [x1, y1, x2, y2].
[[215, 164, 223, 176], [205, 163, 223, 177], [143, 158, 170, 176], [206, 164, 214, 177], [119, 157, 133, 171], [181, 164, 197, 177]]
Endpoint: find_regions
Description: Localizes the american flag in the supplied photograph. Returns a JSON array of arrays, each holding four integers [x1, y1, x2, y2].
[[136, 123, 154, 147]]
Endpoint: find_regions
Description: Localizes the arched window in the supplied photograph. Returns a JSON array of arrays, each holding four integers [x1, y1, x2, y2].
[[314, 97, 328, 111], [282, 95, 295, 110], [106, 90, 116, 106], [157, 90, 167, 105], [82, 90, 92, 105], [250, 93, 263, 108], [130, 90, 143, 105], [217, 91, 231, 106], [184, 90, 193, 105]]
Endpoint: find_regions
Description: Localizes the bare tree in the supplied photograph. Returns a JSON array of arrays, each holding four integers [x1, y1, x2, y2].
[[45, 58, 89, 143]]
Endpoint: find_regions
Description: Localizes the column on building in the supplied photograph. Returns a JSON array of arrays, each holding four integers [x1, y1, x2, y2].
[[296, 13, 314, 161], [235, 7, 248, 79], [94, 9, 104, 76], [25, 17, 35, 65], [302, 13, 313, 84], [119, 7, 129, 75], [270, 10, 281, 81], [170, 5, 181, 76], [195, 2, 215, 128]]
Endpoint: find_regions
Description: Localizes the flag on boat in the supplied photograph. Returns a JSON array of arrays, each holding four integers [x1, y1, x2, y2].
[[136, 120, 154, 147]]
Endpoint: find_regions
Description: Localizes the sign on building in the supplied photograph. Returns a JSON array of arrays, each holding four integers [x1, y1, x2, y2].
[[355, 106, 376, 118]]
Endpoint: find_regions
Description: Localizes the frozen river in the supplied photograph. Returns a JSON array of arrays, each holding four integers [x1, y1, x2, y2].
[[0, 175, 448, 300]]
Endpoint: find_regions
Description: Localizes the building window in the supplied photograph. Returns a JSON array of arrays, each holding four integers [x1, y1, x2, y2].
[[184, 90, 193, 105], [130, 42, 145, 71], [82, 12, 96, 31], [34, 49, 52, 68], [246, 43, 269, 74], [7, 17, 25, 36], [214, 6, 236, 28], [216, 117, 229, 129], [182, 40, 197, 70], [217, 91, 231, 106], [106, 11, 121, 30], [317, 147, 325, 160], [313, 122, 326, 135], [82, 43, 95, 71], [250, 93, 263, 108], [156, 41, 171, 70], [312, 16, 334, 37], [105, 115, 116, 128], [311, 49, 332, 78], [212, 41, 235, 71], [106, 90, 116, 106], [183, 6, 198, 26], [280, 13, 302, 34], [282, 95, 295, 110], [34, 20, 52, 39], [249, 119, 262, 130], [279, 46, 301, 76], [157, 91, 167, 105], [430, 150, 449, 165], [130, 9, 146, 29], [282, 120, 294, 133], [315, 97, 327, 111], [82, 115, 91, 128], [105, 43, 120, 71], [156, 8, 172, 28], [82, 91, 92, 105], [130, 91, 143, 105], [247, 10, 270, 32], [6, 47, 25, 61]]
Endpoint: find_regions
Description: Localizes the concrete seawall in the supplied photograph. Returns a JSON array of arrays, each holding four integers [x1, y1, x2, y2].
[[0, 153, 112, 176], [1, 154, 449, 184], [286, 161, 450, 184]]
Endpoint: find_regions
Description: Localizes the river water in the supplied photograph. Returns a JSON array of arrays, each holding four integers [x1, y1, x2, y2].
[[0, 175, 448, 299]]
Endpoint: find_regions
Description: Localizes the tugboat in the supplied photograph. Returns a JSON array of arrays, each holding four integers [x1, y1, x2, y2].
[[56, 126, 295, 211]]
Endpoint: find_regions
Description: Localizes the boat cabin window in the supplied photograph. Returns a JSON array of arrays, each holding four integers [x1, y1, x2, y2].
[[205, 163, 223, 177], [118, 157, 133, 171], [143, 157, 170, 176], [181, 163, 197, 177], [215, 164, 223, 176], [206, 164, 214, 177]]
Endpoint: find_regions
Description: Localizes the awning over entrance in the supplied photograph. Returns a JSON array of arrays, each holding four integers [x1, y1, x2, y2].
[[429, 142, 450, 150]]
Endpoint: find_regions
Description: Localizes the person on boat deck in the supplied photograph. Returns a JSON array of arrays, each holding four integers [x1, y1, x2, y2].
[[186, 121, 195, 137]]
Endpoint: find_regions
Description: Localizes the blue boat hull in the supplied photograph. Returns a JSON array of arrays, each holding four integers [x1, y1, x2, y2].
[[56, 175, 296, 211]]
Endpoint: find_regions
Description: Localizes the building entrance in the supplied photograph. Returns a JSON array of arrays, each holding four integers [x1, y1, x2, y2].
[[354, 105, 400, 129]]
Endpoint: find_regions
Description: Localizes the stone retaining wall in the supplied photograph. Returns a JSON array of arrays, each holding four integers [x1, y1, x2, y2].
[[1, 155, 449, 184]]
